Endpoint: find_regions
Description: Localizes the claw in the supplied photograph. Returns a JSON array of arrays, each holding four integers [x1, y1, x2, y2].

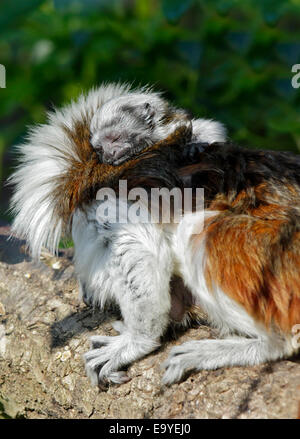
[[90, 335, 111, 349], [105, 371, 131, 385], [83, 332, 158, 387]]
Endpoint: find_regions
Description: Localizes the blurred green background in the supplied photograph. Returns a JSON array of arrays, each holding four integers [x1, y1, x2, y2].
[[1, 0, 300, 223]]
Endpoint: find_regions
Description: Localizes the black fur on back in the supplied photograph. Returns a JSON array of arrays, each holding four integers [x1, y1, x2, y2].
[[177, 141, 300, 203]]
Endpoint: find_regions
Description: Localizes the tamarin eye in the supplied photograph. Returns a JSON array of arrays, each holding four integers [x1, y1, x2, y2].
[[105, 134, 121, 143], [145, 116, 152, 126], [142, 102, 154, 126]]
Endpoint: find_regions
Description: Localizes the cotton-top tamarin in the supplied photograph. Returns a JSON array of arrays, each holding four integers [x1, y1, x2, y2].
[[9, 83, 299, 387]]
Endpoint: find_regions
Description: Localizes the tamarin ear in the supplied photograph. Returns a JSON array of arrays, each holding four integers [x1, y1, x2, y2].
[[141, 102, 155, 127]]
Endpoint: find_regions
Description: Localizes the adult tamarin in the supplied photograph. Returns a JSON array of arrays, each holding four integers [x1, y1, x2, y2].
[[9, 83, 300, 386]]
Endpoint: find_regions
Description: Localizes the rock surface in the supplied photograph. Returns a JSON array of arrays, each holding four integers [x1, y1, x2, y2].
[[0, 226, 299, 419]]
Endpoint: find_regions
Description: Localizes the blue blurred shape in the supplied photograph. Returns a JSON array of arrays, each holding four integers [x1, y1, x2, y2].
[[263, 11, 281, 26], [274, 78, 297, 100], [226, 32, 252, 53], [276, 43, 300, 64], [72, 31, 91, 47], [54, 0, 117, 11], [177, 41, 202, 69], [162, 0, 194, 22], [216, 0, 234, 15]]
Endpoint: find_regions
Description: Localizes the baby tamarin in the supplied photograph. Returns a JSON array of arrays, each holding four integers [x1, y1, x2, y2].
[[9, 83, 299, 388], [90, 91, 226, 165]]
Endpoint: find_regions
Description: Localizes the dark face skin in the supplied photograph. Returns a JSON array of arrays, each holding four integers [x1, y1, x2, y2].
[[92, 130, 151, 166], [91, 102, 155, 166]]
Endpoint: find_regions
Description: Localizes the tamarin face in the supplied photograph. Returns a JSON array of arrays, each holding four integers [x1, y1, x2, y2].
[[90, 94, 161, 166]]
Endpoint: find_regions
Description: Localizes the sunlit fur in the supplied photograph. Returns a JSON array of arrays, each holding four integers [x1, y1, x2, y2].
[[10, 83, 299, 387]]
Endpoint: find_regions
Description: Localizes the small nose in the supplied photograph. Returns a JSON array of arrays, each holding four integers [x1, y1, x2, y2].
[[110, 144, 127, 160], [103, 144, 131, 164]]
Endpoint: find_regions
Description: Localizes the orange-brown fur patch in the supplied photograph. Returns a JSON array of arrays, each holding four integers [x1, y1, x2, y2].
[[193, 183, 300, 333]]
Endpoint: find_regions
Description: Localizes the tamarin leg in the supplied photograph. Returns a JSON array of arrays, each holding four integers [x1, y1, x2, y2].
[[74, 211, 173, 385], [162, 334, 290, 385]]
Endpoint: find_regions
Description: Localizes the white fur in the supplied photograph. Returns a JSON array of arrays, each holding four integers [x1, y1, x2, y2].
[[192, 118, 227, 143], [73, 200, 174, 383], [90, 92, 166, 139]]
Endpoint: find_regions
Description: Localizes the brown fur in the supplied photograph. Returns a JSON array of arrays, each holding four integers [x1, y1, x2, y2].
[[191, 181, 300, 333]]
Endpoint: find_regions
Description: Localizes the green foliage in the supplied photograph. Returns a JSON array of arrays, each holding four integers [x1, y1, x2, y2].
[[1, 0, 300, 221]]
